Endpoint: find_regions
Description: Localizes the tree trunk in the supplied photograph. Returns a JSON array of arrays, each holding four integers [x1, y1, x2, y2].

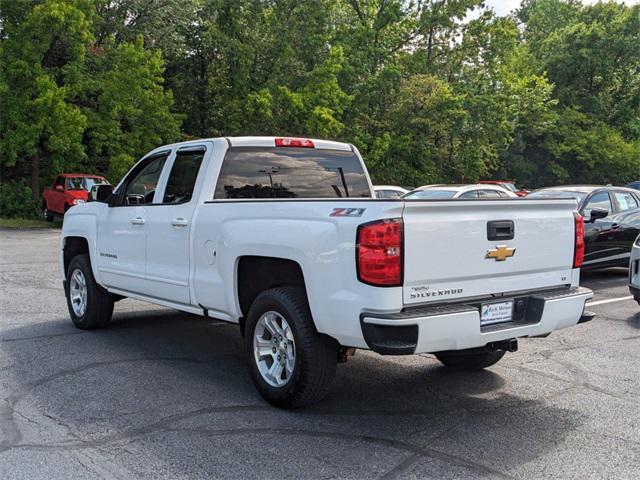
[[30, 155, 40, 201]]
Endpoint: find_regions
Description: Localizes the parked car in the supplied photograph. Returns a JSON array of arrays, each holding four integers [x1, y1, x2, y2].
[[479, 180, 529, 197], [42, 174, 109, 221], [403, 184, 518, 199], [630, 235, 640, 306], [373, 185, 409, 198], [625, 181, 640, 191], [60, 136, 593, 408], [528, 186, 640, 269]]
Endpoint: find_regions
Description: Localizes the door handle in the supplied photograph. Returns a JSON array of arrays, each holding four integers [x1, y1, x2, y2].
[[130, 217, 145, 225], [171, 218, 188, 227], [611, 223, 620, 229]]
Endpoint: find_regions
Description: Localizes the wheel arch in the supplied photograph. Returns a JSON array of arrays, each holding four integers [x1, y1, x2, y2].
[[62, 236, 90, 278], [236, 256, 308, 332]]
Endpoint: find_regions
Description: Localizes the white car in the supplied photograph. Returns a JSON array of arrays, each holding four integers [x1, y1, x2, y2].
[[374, 185, 409, 198], [404, 184, 519, 199], [630, 234, 640, 306], [60, 136, 593, 408]]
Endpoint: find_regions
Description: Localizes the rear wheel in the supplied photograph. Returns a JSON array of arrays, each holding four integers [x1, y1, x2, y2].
[[245, 287, 338, 408], [435, 349, 505, 371], [65, 254, 114, 329], [42, 202, 53, 222]]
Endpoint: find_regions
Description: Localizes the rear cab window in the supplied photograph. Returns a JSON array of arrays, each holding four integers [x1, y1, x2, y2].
[[214, 147, 371, 199]]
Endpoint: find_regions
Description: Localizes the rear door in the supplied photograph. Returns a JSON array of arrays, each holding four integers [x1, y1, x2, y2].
[[609, 190, 640, 261], [402, 199, 576, 305], [143, 145, 208, 304]]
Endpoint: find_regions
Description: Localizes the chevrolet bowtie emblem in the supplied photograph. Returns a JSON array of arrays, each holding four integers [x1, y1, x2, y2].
[[486, 245, 516, 261]]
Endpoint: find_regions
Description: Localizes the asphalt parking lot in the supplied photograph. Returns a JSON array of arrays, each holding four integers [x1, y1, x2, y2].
[[0, 229, 638, 480]]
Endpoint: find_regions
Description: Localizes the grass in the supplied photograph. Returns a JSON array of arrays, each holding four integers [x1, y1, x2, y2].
[[0, 217, 62, 229]]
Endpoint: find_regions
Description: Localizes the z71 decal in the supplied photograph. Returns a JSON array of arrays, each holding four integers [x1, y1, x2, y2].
[[330, 208, 366, 217]]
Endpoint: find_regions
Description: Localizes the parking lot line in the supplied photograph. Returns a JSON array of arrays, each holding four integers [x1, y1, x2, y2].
[[586, 295, 634, 307]]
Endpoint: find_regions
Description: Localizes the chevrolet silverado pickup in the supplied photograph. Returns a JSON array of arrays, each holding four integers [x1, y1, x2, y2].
[[60, 136, 594, 408]]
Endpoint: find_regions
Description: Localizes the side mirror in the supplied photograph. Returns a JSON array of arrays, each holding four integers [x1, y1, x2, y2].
[[55, 185, 64, 191], [588, 207, 609, 222], [90, 184, 115, 204]]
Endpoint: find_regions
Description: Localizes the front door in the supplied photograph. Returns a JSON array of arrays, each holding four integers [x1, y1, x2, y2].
[[582, 191, 616, 267], [50, 176, 66, 213], [96, 152, 170, 293], [144, 145, 207, 305]]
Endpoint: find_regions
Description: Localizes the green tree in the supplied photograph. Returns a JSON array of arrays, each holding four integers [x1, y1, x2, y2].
[[0, 0, 93, 198], [83, 37, 182, 181]]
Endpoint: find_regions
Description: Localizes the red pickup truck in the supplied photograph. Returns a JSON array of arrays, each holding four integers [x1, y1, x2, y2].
[[42, 174, 109, 221]]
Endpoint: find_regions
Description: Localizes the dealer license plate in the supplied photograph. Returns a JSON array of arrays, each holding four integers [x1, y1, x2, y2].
[[480, 301, 513, 326]]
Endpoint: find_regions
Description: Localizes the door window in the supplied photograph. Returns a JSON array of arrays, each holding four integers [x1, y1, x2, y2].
[[458, 190, 478, 199], [478, 189, 502, 198], [54, 176, 65, 190], [613, 191, 639, 212], [583, 192, 612, 218], [161, 148, 206, 204], [122, 154, 169, 205]]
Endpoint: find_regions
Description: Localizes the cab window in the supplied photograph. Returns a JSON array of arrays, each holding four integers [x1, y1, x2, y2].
[[613, 191, 639, 212], [161, 147, 206, 204], [121, 153, 169, 205], [54, 176, 65, 189], [214, 147, 371, 199], [583, 192, 612, 218]]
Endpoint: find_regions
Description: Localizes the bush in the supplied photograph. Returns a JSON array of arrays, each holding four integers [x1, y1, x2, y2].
[[0, 180, 40, 219]]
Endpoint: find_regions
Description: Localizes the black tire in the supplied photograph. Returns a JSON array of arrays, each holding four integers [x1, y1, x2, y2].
[[245, 287, 338, 408], [65, 254, 114, 329], [42, 202, 54, 222], [435, 349, 505, 371]]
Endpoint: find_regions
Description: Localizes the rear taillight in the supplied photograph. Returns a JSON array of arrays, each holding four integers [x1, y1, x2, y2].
[[275, 137, 314, 148], [356, 219, 403, 287], [573, 212, 585, 268]]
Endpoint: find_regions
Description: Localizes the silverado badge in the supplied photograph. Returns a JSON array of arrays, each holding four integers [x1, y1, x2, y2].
[[486, 245, 516, 261]]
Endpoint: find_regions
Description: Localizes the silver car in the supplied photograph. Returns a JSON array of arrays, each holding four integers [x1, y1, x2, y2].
[[630, 234, 640, 306]]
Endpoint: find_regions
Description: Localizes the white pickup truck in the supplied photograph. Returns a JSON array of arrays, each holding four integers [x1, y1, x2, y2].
[[61, 136, 594, 408]]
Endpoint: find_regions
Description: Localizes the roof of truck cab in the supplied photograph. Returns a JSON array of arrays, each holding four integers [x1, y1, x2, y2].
[[149, 136, 354, 152]]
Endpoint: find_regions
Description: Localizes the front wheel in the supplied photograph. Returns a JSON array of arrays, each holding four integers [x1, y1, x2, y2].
[[435, 349, 505, 371], [65, 254, 114, 329], [42, 202, 53, 222], [245, 287, 338, 408]]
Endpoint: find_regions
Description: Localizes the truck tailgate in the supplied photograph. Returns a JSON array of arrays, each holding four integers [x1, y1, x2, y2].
[[402, 199, 577, 305]]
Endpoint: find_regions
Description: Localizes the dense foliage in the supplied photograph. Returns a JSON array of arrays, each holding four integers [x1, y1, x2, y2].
[[1, 0, 638, 205]]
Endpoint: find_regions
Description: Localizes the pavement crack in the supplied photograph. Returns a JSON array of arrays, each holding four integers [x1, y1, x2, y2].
[[1, 331, 86, 342]]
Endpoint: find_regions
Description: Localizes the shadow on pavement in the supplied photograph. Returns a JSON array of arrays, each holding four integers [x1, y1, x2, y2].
[[1, 309, 584, 478]]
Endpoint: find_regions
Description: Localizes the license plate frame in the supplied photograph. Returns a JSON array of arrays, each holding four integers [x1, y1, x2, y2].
[[480, 300, 514, 326]]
